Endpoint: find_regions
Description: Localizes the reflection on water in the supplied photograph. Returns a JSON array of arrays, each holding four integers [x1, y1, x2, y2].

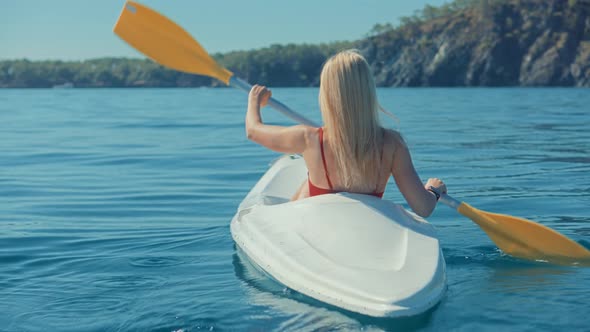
[[232, 248, 436, 332], [488, 264, 573, 294]]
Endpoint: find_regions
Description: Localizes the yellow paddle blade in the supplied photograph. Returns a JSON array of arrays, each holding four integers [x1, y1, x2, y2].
[[113, 1, 233, 84], [458, 202, 590, 265]]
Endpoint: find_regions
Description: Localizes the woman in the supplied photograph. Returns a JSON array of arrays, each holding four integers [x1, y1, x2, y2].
[[245, 50, 446, 217]]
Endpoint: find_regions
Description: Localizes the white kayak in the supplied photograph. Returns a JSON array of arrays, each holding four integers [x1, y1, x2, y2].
[[230, 155, 446, 317]]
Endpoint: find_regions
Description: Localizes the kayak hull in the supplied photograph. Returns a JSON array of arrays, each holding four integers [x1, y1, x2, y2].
[[231, 155, 446, 317]]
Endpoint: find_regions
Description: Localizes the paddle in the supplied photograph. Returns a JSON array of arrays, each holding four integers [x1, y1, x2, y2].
[[113, 0, 318, 127], [440, 195, 590, 265], [112, 1, 590, 265]]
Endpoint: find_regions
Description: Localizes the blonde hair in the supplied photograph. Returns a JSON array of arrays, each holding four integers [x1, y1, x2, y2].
[[319, 49, 383, 191]]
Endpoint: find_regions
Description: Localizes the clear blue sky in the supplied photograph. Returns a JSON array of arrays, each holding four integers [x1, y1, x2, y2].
[[0, 0, 449, 60]]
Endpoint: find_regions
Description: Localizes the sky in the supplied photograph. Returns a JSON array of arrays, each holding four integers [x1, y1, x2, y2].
[[0, 0, 449, 61]]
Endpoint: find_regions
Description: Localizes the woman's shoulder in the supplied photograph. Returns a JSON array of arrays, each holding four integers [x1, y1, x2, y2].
[[382, 128, 406, 152], [301, 125, 321, 147]]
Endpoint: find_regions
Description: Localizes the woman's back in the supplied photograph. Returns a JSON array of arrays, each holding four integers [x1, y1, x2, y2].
[[303, 127, 401, 197]]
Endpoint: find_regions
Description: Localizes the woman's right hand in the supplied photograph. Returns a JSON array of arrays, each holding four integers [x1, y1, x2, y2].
[[249, 84, 272, 107]]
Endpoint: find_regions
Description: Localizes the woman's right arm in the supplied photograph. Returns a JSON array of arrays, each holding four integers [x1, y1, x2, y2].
[[245, 85, 314, 154], [390, 134, 447, 218]]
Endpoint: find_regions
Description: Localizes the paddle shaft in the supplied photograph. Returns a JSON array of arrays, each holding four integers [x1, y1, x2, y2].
[[230, 77, 319, 127], [439, 194, 461, 209]]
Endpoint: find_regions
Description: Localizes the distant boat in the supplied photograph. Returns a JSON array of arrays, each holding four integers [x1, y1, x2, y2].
[[52, 82, 74, 89]]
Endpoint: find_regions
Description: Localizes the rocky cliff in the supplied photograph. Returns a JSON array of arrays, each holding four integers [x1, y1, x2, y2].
[[360, 0, 590, 86]]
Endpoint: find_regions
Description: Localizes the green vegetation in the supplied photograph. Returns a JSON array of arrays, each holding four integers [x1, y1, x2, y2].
[[372, 0, 501, 33], [0, 41, 354, 88], [0, 58, 213, 88], [216, 41, 354, 86]]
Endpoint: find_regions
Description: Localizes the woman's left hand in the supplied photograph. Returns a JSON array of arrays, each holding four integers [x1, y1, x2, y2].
[[425, 178, 447, 201], [249, 84, 272, 107]]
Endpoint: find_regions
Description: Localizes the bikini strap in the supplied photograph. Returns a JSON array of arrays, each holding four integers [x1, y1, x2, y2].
[[319, 127, 333, 190]]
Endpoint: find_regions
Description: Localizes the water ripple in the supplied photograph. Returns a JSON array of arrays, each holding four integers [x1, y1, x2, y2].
[[128, 256, 186, 268]]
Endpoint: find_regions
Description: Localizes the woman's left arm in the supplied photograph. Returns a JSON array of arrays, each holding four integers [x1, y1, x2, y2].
[[246, 85, 312, 154]]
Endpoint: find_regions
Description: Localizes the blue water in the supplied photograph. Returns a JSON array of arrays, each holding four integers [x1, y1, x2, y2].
[[1, 88, 589, 331]]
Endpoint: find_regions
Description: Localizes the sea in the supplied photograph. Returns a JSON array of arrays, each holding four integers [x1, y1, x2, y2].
[[1, 88, 589, 331]]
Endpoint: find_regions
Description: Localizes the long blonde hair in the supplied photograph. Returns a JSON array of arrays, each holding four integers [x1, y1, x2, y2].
[[319, 49, 383, 191]]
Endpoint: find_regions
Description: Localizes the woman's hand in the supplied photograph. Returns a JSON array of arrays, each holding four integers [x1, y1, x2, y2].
[[249, 84, 271, 107], [425, 178, 446, 193], [425, 178, 447, 201], [244, 84, 309, 155]]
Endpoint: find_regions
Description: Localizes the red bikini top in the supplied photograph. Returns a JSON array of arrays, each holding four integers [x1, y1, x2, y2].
[[308, 127, 385, 198]]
